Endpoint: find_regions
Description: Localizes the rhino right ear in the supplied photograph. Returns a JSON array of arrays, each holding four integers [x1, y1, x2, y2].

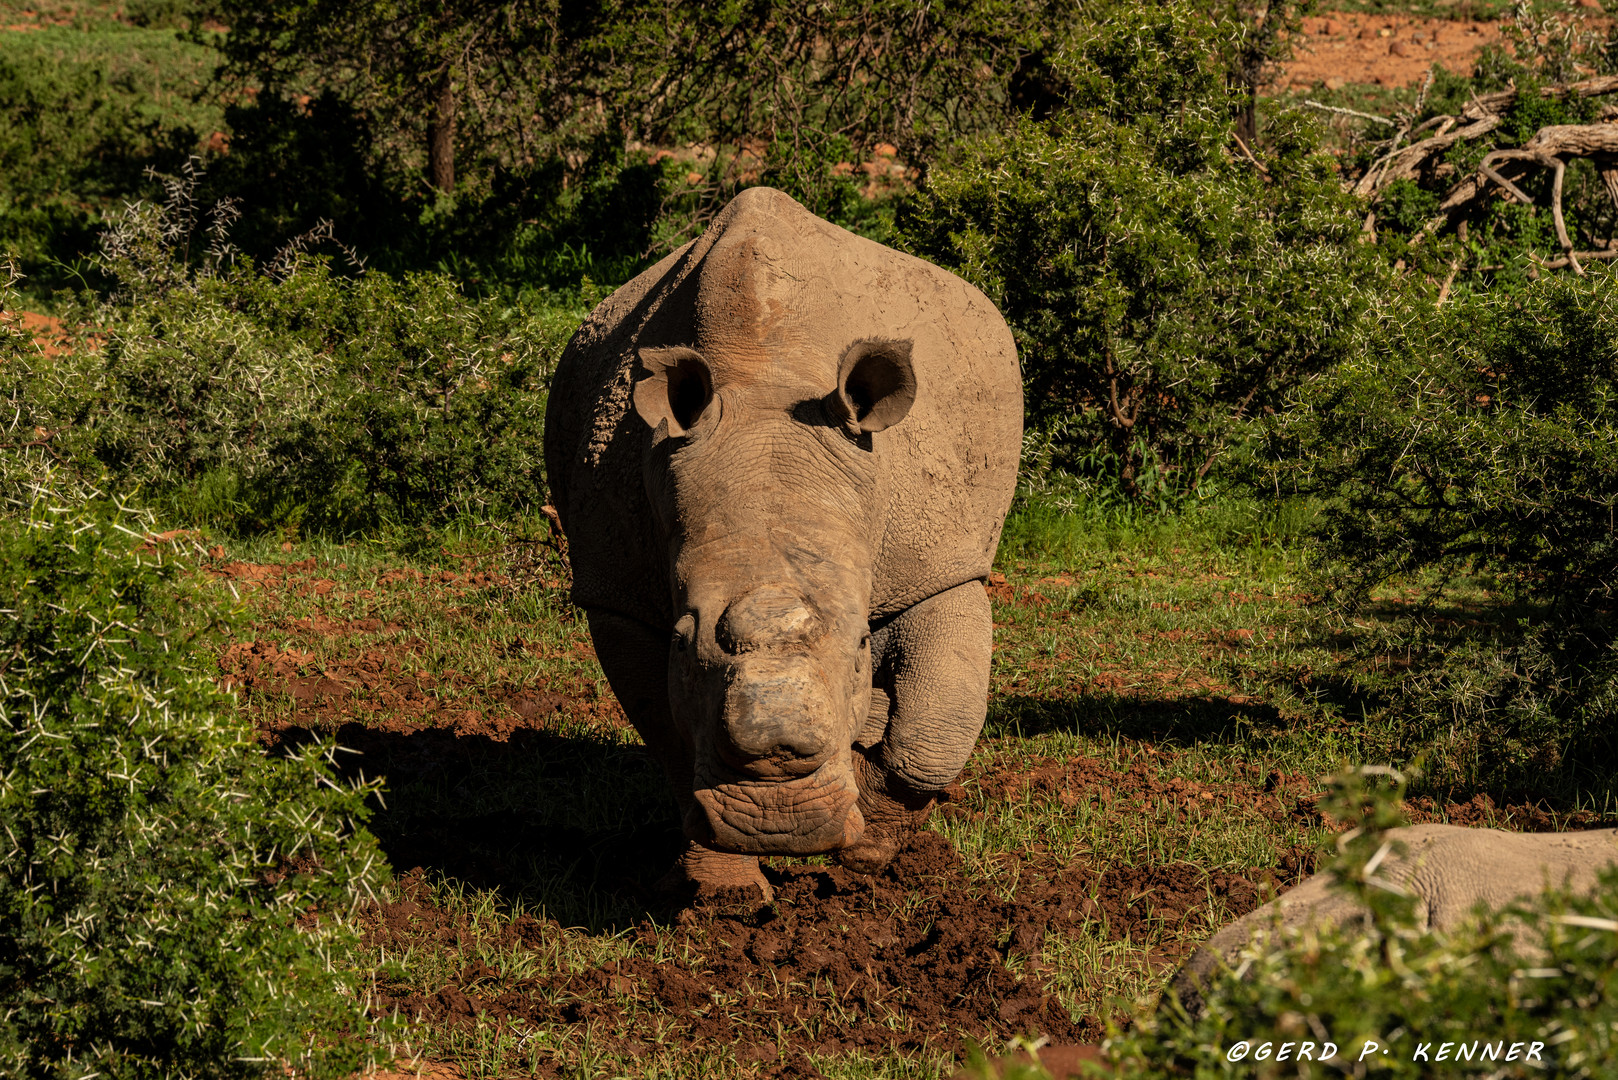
[[830, 339, 916, 435], [634, 347, 714, 437]]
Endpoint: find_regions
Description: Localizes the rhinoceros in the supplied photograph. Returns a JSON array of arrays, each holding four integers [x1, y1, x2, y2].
[[542, 187, 1022, 895], [1170, 824, 1618, 1017]]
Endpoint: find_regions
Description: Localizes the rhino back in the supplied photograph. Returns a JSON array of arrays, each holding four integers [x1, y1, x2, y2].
[[544, 187, 1022, 625], [543, 245, 688, 627]]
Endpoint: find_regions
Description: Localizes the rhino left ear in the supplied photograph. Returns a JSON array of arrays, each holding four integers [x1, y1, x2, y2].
[[635, 347, 714, 436], [830, 339, 916, 435]]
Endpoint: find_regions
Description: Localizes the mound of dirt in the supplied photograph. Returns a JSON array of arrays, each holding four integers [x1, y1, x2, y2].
[[365, 831, 1116, 1075], [353, 754, 1296, 1076]]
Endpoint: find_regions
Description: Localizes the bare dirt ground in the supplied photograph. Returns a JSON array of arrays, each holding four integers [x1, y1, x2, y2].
[[0, 308, 89, 356], [1282, 12, 1505, 90], [209, 546, 1613, 1077]]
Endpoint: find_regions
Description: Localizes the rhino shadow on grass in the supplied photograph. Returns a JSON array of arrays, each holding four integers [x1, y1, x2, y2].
[[270, 722, 686, 932], [986, 692, 1286, 747]]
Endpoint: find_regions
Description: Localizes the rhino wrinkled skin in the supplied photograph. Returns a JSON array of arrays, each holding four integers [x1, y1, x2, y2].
[[543, 188, 1022, 893]]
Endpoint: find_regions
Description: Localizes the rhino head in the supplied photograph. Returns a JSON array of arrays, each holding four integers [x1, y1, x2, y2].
[[631, 336, 917, 855]]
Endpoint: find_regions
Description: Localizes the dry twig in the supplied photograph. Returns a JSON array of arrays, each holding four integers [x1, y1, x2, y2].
[[1343, 74, 1618, 269], [1231, 131, 1269, 175], [1303, 100, 1397, 126]]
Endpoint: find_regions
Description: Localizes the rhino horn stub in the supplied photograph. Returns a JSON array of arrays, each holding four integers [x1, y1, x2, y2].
[[718, 659, 834, 775], [716, 587, 821, 653], [827, 338, 917, 435]]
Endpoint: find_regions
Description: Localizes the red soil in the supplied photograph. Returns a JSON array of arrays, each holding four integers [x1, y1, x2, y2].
[[0, 309, 91, 357], [1282, 12, 1507, 91]]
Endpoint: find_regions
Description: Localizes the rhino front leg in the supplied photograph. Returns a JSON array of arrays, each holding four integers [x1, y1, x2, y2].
[[837, 579, 993, 873], [585, 609, 772, 900]]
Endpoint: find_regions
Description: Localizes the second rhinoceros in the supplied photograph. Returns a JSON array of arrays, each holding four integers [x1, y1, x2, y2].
[[543, 187, 1022, 894]]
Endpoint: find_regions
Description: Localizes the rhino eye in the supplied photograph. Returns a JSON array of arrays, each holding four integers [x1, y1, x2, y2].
[[673, 614, 696, 652]]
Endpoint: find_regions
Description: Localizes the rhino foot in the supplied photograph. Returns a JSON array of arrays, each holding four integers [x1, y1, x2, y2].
[[658, 841, 774, 903], [835, 749, 938, 874]]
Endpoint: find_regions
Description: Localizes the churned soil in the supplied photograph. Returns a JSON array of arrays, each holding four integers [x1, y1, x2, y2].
[[315, 728, 1312, 1075], [364, 831, 1103, 1072], [267, 716, 1283, 1071], [1281, 12, 1507, 91], [221, 551, 1613, 1075]]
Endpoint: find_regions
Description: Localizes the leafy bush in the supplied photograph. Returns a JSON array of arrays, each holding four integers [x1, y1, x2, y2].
[[898, 3, 1381, 498], [1263, 268, 1618, 796], [0, 486, 390, 1076], [1109, 769, 1618, 1078], [0, 22, 219, 294], [20, 178, 580, 536]]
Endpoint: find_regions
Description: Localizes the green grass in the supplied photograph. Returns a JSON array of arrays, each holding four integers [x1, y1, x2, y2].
[[190, 499, 1433, 1076], [138, 492, 1618, 1077]]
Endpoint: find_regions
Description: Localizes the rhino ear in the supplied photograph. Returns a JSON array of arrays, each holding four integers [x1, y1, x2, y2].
[[635, 347, 714, 436], [830, 339, 916, 435]]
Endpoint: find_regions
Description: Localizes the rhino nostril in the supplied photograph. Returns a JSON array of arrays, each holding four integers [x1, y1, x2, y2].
[[719, 732, 830, 778], [719, 667, 833, 774]]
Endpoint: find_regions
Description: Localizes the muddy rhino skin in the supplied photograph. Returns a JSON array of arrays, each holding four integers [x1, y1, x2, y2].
[[543, 188, 1022, 892], [1170, 824, 1618, 1017]]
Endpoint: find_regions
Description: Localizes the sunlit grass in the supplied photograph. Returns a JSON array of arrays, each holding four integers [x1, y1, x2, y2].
[[200, 487, 1612, 1077]]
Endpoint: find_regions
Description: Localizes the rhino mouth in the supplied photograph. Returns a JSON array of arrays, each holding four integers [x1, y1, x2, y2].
[[688, 757, 865, 855]]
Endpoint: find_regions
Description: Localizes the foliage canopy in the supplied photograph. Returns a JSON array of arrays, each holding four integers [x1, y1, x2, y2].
[[899, 3, 1382, 498]]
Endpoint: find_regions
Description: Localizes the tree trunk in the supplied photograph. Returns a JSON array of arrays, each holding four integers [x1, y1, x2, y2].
[[428, 69, 456, 193], [1236, 94, 1257, 147]]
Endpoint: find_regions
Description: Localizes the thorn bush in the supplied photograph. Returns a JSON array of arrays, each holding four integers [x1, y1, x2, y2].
[[0, 484, 392, 1077], [896, 2, 1384, 501], [18, 167, 580, 537], [1262, 267, 1618, 796], [1110, 769, 1618, 1078]]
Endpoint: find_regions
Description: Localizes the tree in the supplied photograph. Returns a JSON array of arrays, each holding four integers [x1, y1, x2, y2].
[[1220, 0, 1316, 146], [203, 0, 1082, 203], [205, 0, 570, 195]]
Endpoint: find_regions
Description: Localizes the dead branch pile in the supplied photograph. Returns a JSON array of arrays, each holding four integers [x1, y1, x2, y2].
[[1334, 75, 1618, 273]]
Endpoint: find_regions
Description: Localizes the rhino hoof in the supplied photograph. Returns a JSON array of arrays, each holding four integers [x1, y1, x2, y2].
[[834, 825, 906, 874], [659, 842, 775, 904]]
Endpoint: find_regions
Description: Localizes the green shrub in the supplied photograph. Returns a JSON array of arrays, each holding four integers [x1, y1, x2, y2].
[[1262, 269, 1618, 796], [0, 488, 390, 1076], [898, 2, 1381, 498], [0, 23, 220, 295], [1110, 769, 1618, 1078], [20, 180, 580, 536]]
